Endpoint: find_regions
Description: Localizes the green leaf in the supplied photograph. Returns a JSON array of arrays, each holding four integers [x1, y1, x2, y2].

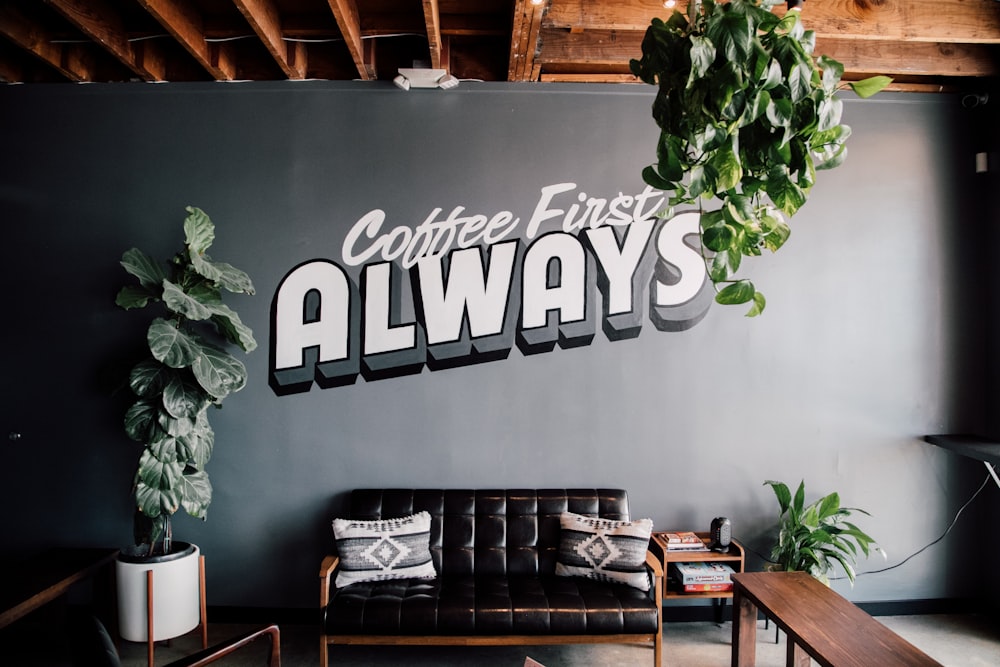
[[210, 303, 258, 353], [137, 449, 184, 491], [817, 55, 844, 93], [703, 222, 736, 252], [716, 279, 755, 305], [688, 35, 715, 88], [765, 480, 792, 514], [162, 374, 207, 419], [706, 8, 753, 64], [129, 358, 171, 398], [162, 280, 213, 321], [766, 96, 793, 128], [657, 133, 686, 182], [124, 399, 158, 442], [148, 434, 183, 464], [760, 58, 783, 90], [762, 216, 791, 252], [183, 206, 215, 255], [817, 492, 841, 519], [710, 247, 741, 282], [792, 480, 806, 514], [179, 470, 213, 519], [159, 411, 193, 438], [817, 96, 843, 132], [182, 411, 215, 470], [191, 256, 256, 295], [116, 285, 157, 310], [642, 164, 676, 191], [135, 481, 177, 518], [148, 318, 201, 369], [120, 248, 167, 290], [745, 290, 766, 317], [192, 344, 248, 399], [708, 139, 742, 192], [787, 61, 813, 103], [767, 165, 807, 215], [849, 75, 893, 99]]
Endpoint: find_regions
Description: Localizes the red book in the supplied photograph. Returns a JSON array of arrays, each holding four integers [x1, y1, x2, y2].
[[682, 582, 733, 593]]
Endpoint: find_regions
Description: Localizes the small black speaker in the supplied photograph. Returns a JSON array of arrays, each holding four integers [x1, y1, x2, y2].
[[710, 517, 732, 552]]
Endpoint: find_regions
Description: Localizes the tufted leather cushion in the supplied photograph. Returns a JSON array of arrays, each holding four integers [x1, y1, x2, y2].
[[326, 489, 657, 636]]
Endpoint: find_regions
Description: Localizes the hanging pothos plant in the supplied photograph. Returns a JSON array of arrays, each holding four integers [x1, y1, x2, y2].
[[630, 0, 891, 315], [116, 207, 256, 556]]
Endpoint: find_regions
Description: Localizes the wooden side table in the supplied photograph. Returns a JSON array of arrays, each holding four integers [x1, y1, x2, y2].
[[650, 532, 744, 622]]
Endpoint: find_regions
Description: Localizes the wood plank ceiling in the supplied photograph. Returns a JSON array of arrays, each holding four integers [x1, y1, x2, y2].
[[1, 0, 999, 91]]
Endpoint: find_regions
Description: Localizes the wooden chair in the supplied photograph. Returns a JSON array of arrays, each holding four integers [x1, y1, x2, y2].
[[73, 614, 280, 667]]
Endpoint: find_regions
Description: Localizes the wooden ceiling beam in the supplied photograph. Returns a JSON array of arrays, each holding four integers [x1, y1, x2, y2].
[[0, 3, 94, 81], [422, 0, 443, 69], [541, 73, 638, 83], [45, 0, 166, 81], [508, 0, 545, 81], [538, 28, 1000, 80], [136, 0, 237, 80], [816, 37, 1000, 78], [325, 0, 373, 80], [232, 0, 306, 79], [545, 0, 1000, 44]]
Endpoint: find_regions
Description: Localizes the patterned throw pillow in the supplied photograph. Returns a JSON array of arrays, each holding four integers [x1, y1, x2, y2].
[[554, 511, 653, 591], [332, 511, 437, 587]]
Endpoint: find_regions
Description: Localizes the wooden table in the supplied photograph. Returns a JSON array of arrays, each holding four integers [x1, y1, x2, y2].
[[731, 571, 944, 667], [0, 547, 118, 629]]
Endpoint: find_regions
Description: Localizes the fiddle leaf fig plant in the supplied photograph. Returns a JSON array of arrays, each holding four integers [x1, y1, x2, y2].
[[630, 0, 891, 315], [764, 479, 883, 584], [116, 207, 256, 556]]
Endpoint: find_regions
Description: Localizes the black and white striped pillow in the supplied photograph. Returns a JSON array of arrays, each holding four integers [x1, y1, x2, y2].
[[332, 511, 437, 587], [554, 511, 653, 590]]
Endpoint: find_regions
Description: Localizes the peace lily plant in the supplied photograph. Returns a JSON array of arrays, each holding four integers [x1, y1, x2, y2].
[[630, 0, 891, 315], [764, 480, 883, 585], [116, 207, 256, 556]]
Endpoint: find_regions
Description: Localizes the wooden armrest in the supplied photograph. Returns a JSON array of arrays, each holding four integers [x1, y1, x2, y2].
[[167, 624, 280, 667], [645, 549, 663, 577], [319, 555, 340, 609], [320, 555, 340, 578]]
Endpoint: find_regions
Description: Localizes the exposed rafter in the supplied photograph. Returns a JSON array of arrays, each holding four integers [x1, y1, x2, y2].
[[233, 0, 306, 79], [45, 0, 167, 81], [509, 0, 545, 82], [326, 0, 372, 80], [0, 3, 94, 82], [421, 0, 442, 70], [135, 0, 237, 80]]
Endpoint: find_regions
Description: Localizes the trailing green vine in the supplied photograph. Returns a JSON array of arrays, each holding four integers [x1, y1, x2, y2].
[[630, 0, 890, 315]]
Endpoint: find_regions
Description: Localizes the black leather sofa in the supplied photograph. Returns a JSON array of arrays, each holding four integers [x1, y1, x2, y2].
[[319, 489, 662, 666]]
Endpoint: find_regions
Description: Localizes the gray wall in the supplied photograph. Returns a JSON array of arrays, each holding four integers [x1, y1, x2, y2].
[[0, 81, 993, 610]]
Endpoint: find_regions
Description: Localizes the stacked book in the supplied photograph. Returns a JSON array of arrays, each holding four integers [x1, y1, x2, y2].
[[661, 531, 710, 552], [668, 561, 736, 593]]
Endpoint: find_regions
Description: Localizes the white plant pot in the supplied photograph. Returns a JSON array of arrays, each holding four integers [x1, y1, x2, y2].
[[116, 542, 201, 642]]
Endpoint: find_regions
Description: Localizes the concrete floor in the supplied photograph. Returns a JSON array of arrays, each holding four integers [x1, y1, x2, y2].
[[3, 613, 997, 665], [105, 614, 999, 667]]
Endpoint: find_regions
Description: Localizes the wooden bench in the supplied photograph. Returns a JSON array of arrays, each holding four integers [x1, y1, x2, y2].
[[731, 571, 944, 667]]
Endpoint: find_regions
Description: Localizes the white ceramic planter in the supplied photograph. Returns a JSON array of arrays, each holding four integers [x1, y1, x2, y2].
[[116, 542, 201, 642]]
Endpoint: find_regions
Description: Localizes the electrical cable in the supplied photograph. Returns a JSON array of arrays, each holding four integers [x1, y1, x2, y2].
[[846, 470, 992, 578]]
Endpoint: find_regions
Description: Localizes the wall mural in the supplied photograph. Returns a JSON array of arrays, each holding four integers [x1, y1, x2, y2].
[[269, 182, 714, 395]]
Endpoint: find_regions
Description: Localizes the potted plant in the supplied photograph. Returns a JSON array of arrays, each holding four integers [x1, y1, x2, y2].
[[629, 0, 891, 315], [764, 479, 882, 584], [114, 206, 256, 641]]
